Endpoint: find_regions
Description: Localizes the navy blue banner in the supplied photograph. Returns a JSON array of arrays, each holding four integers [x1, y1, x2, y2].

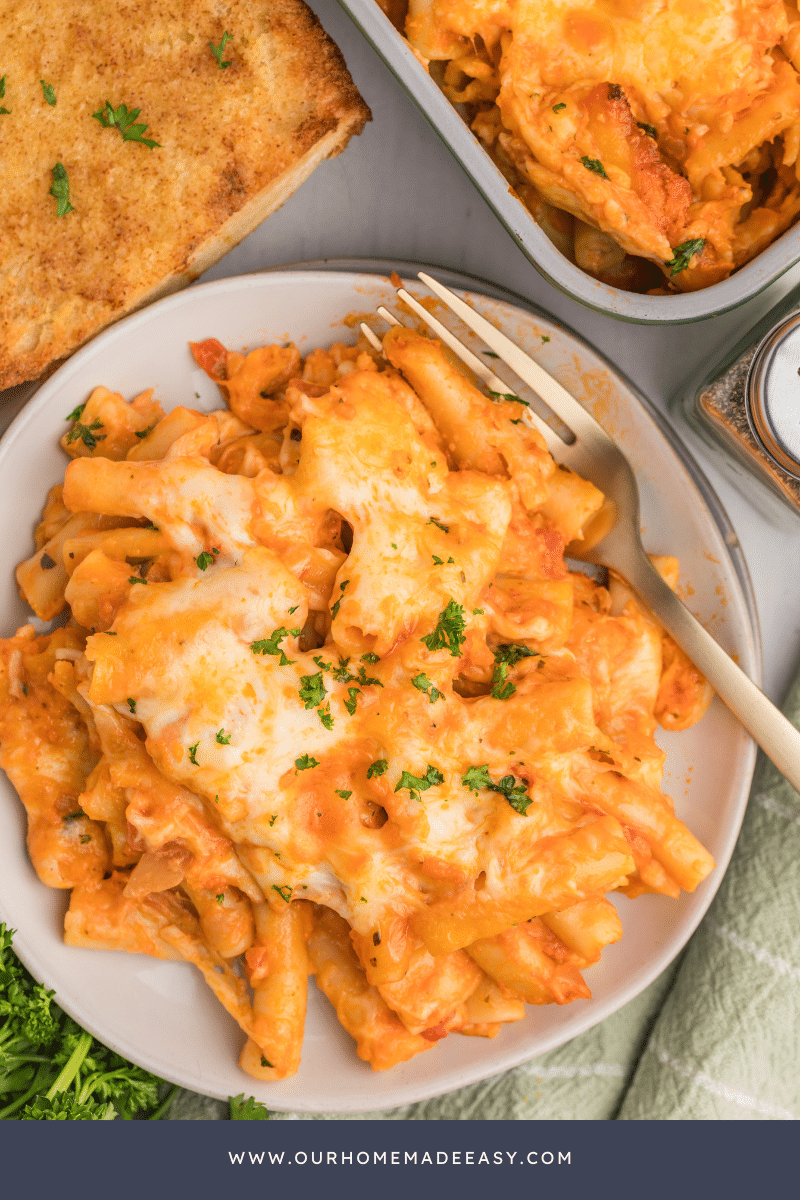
[[1, 1119, 794, 1200]]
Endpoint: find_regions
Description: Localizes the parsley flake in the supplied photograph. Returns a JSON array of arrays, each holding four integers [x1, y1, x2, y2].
[[215, 728, 231, 745], [92, 101, 161, 149], [216, 894, 224, 904], [126, 698, 136, 713], [362, 652, 380, 664], [188, 742, 199, 765], [488, 388, 529, 406], [288, 605, 299, 614], [473, 607, 484, 615], [295, 754, 319, 771], [367, 759, 388, 779], [394, 764, 444, 802], [344, 687, 360, 716], [299, 672, 326, 710], [40, 80, 56, 106], [335, 789, 352, 800], [134, 425, 155, 439], [65, 417, 105, 448], [128, 575, 147, 586], [428, 517, 449, 533], [195, 547, 220, 571], [331, 656, 354, 682], [553, 102, 566, 112], [432, 554, 444, 565], [411, 673, 444, 704], [65, 404, 86, 422], [665, 238, 705, 277], [209, 31, 233, 69], [461, 764, 492, 793], [421, 599, 466, 658], [461, 765, 531, 814], [317, 703, 334, 731], [49, 163, 74, 217], [272, 884, 292, 903], [491, 643, 537, 700], [581, 156, 608, 177], [251, 627, 301, 666], [637, 122, 657, 139], [330, 579, 350, 620]]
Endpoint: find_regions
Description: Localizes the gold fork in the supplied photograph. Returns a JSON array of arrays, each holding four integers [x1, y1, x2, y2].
[[361, 271, 800, 793]]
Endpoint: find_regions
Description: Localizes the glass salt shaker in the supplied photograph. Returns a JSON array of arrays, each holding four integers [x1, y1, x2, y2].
[[675, 280, 800, 522]]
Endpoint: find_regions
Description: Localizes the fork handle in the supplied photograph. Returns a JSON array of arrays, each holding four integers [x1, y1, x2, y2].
[[629, 554, 800, 793]]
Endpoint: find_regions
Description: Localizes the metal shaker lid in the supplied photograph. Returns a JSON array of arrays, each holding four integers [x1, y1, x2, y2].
[[746, 309, 800, 481]]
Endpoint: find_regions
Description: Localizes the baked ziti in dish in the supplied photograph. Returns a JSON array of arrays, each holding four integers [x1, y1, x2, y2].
[[380, 0, 800, 293], [0, 318, 714, 1078]]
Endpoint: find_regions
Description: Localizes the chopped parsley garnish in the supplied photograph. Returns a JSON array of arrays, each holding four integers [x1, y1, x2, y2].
[[216, 894, 224, 904], [313, 655, 332, 672], [432, 554, 444, 565], [483, 350, 499, 358], [271, 884, 292, 903], [461, 764, 492, 793], [428, 517, 449, 533], [295, 754, 319, 771], [134, 426, 155, 439], [356, 665, 382, 688], [317, 703, 334, 731], [251, 626, 301, 666], [394, 764, 444, 802], [541, 335, 550, 343], [288, 605, 299, 614], [637, 122, 657, 139], [79, 835, 92, 845], [553, 102, 566, 112], [488, 389, 529, 406], [362, 652, 380, 664], [195, 547, 220, 571], [331, 656, 354, 682], [65, 404, 85, 422], [209, 31, 233, 69], [128, 575, 147, 586], [411, 673, 444, 704], [580, 156, 608, 177], [48, 162, 75, 217], [126, 698, 136, 713], [491, 643, 537, 700], [421, 600, 466, 658], [391, 542, 398, 549], [0, 74, 7, 115], [330, 579, 350, 619], [269, 814, 277, 825], [461, 765, 531, 814], [665, 238, 705, 277], [215, 728, 231, 745], [299, 672, 326, 710], [188, 742, 199, 766], [344, 687, 360, 716], [367, 759, 388, 779], [335, 789, 352, 800], [64, 414, 104, 448], [40, 80, 56, 106], [63, 810, 86, 822], [489, 774, 532, 815], [92, 101, 161, 149], [473, 607, 484, 615]]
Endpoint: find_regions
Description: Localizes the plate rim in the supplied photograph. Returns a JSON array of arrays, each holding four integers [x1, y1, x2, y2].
[[0, 264, 760, 1112]]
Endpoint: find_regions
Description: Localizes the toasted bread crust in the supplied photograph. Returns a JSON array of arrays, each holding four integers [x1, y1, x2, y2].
[[0, 0, 370, 388]]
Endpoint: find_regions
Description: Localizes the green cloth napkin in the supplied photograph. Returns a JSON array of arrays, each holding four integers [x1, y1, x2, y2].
[[170, 676, 800, 1122]]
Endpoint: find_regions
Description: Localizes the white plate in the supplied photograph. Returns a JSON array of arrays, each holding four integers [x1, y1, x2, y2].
[[0, 268, 758, 1113]]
